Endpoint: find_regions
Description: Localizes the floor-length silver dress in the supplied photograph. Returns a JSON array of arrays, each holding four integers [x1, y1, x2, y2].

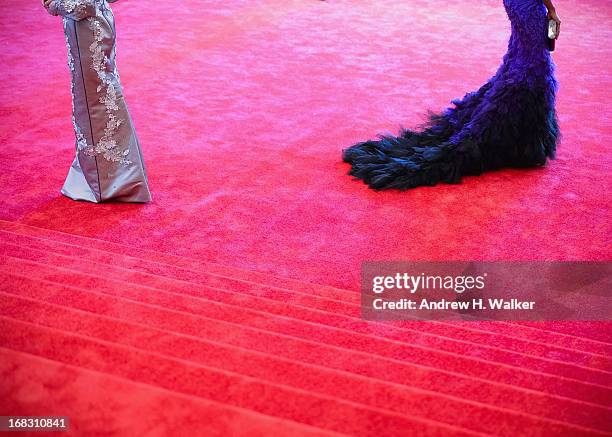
[[47, 0, 151, 202]]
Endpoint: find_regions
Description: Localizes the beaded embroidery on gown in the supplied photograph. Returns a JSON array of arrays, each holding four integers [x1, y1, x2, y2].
[[343, 0, 559, 190], [47, 0, 151, 202]]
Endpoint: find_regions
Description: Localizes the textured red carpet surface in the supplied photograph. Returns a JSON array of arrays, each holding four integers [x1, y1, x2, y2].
[[0, 0, 611, 435]]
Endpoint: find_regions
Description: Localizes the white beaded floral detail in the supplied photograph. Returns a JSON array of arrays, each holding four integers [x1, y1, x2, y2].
[[56, 0, 92, 19], [63, 19, 93, 156], [88, 15, 131, 164]]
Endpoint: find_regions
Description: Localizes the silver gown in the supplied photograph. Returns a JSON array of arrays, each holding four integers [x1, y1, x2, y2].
[[47, 0, 151, 203]]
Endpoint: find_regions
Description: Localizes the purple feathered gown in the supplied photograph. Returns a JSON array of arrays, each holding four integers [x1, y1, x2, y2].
[[343, 0, 559, 190]]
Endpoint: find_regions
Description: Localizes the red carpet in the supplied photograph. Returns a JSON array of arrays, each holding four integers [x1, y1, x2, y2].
[[0, 0, 611, 435], [1, 220, 611, 435]]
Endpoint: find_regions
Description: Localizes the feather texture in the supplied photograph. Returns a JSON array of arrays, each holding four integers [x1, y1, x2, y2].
[[343, 0, 559, 190]]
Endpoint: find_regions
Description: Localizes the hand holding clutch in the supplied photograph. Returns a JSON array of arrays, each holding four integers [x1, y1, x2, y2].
[[547, 19, 559, 51], [547, 8, 562, 37], [43, 0, 97, 21], [42, 0, 58, 16]]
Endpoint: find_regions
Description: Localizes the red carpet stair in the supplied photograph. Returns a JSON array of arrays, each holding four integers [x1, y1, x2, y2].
[[0, 220, 610, 436]]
